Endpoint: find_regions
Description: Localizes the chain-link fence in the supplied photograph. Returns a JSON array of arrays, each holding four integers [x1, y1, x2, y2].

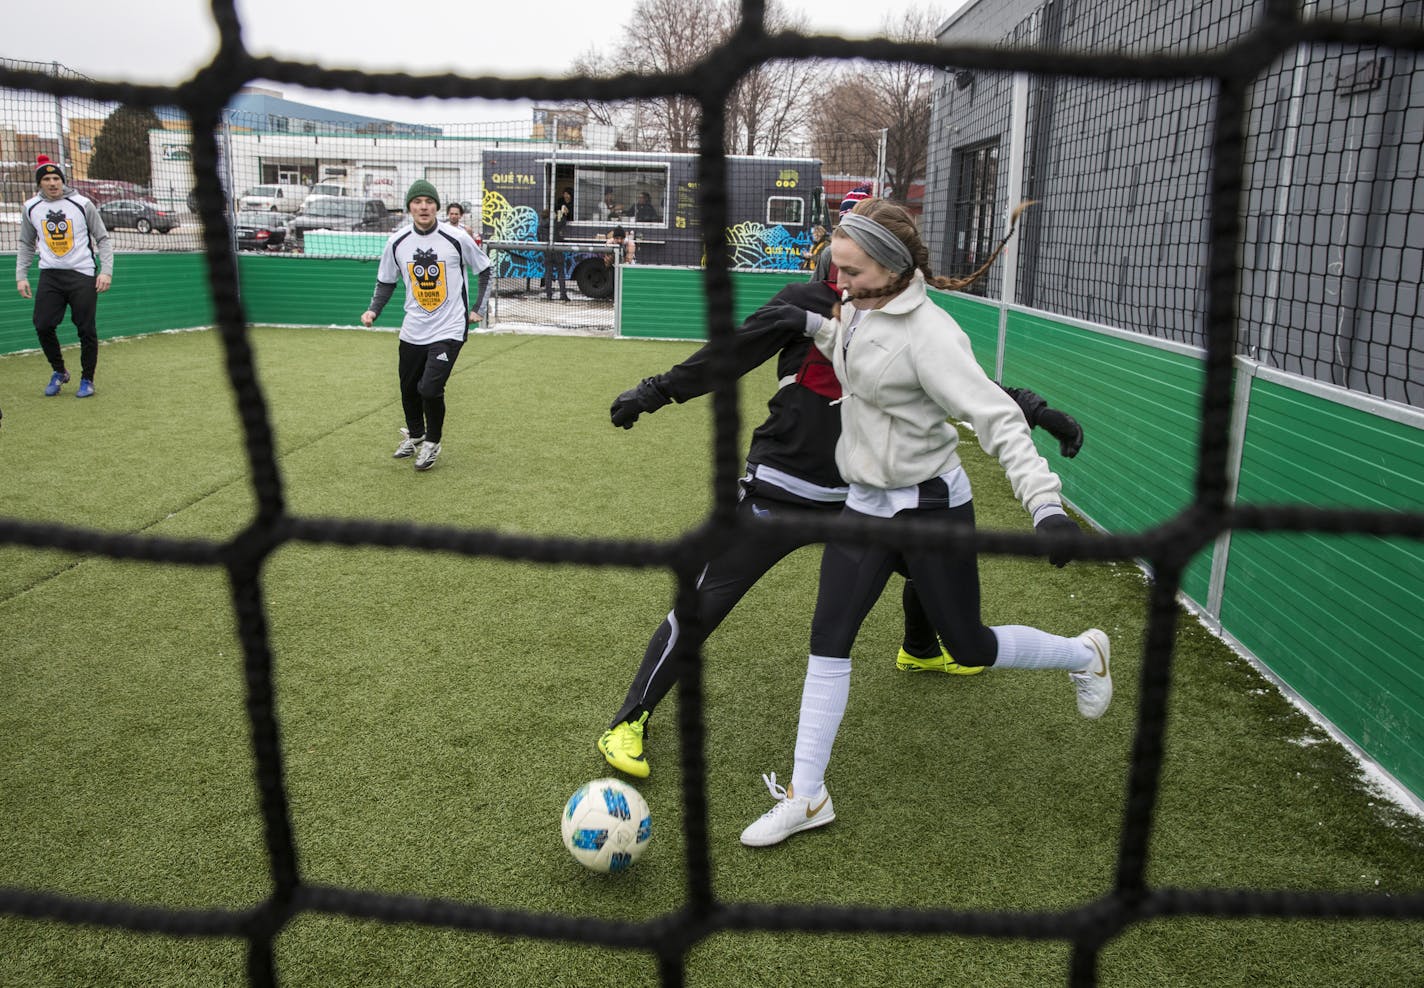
[[924, 0, 1424, 407], [3, 70, 837, 333]]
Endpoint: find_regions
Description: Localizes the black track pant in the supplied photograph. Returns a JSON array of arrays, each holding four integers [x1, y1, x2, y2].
[[34, 268, 99, 380], [397, 337, 463, 444], [609, 492, 942, 728], [543, 248, 568, 298], [810, 502, 1000, 667]]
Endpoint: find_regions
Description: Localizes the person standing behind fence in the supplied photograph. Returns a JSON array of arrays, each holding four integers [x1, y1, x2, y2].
[[554, 187, 574, 232], [16, 155, 112, 399], [606, 225, 635, 265], [445, 201, 474, 238], [812, 185, 873, 284], [361, 179, 491, 472], [539, 208, 570, 301]]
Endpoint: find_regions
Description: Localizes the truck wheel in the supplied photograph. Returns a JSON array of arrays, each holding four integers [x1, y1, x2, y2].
[[573, 259, 614, 300]]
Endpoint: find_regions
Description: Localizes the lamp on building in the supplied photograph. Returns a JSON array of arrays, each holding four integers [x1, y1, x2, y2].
[[954, 70, 975, 91]]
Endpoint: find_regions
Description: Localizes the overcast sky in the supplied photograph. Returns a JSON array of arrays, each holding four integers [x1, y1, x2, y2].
[[4, 0, 970, 125]]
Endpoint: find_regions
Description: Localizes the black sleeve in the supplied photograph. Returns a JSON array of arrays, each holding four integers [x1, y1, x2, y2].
[[368, 280, 398, 317], [656, 282, 837, 403]]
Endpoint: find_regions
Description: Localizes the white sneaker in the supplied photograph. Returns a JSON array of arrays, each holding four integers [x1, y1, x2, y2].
[[1070, 629, 1112, 719], [739, 772, 835, 847], [414, 440, 441, 471], [393, 428, 423, 459]]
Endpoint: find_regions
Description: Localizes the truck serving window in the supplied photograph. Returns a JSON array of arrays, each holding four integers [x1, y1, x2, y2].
[[767, 196, 804, 227], [574, 166, 668, 227]]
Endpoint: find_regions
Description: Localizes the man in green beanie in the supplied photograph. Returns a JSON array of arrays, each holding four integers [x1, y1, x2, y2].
[[361, 179, 491, 471]]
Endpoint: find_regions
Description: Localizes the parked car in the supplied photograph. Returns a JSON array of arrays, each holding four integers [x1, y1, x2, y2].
[[98, 198, 178, 234], [187, 186, 232, 213], [71, 178, 146, 205], [239, 183, 307, 214], [307, 181, 350, 199], [234, 209, 289, 251], [286, 197, 399, 250]]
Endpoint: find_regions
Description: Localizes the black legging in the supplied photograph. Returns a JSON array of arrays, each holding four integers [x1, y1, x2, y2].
[[611, 490, 825, 726], [810, 502, 999, 667], [610, 487, 946, 727]]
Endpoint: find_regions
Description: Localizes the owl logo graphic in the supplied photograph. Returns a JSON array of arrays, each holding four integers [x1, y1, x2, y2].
[[44, 208, 74, 257], [408, 247, 446, 312]]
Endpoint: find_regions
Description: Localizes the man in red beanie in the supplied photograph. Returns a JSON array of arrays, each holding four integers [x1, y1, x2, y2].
[[16, 154, 113, 398]]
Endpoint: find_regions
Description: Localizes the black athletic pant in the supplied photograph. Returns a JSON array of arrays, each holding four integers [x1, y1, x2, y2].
[[543, 247, 568, 298], [810, 502, 1000, 668], [397, 337, 463, 444], [609, 489, 942, 728], [34, 268, 99, 381]]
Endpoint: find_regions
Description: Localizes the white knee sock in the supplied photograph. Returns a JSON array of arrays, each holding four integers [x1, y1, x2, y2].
[[990, 625, 1092, 671], [790, 654, 851, 800]]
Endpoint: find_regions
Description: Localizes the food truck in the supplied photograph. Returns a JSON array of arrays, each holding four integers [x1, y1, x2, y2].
[[480, 148, 825, 298]]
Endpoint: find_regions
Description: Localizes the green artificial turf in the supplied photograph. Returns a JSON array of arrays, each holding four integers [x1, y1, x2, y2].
[[1, 327, 1421, 987]]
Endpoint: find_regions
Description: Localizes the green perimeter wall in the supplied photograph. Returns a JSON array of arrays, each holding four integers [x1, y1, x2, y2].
[[237, 254, 402, 329], [2, 253, 216, 353], [1223, 379, 1424, 797], [619, 266, 810, 340], [3, 255, 1419, 801], [1, 253, 426, 349]]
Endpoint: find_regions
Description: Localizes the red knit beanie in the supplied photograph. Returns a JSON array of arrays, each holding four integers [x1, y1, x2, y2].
[[35, 154, 65, 184], [838, 183, 872, 216]]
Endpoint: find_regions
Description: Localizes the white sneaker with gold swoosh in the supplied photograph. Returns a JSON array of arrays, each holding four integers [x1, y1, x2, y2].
[[739, 772, 835, 847], [1069, 629, 1112, 719]]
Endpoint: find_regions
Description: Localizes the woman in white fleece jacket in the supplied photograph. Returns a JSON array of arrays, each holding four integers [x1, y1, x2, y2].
[[740, 198, 1112, 849]]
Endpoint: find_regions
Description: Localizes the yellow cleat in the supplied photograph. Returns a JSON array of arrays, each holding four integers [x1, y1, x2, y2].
[[896, 646, 985, 676], [598, 712, 651, 778]]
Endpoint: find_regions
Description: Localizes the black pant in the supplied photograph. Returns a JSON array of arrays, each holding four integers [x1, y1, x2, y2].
[[34, 268, 99, 380], [810, 502, 999, 667], [543, 247, 568, 298], [397, 337, 463, 444], [609, 488, 941, 727]]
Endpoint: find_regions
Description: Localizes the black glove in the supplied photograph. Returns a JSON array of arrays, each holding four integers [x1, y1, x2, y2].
[[610, 376, 671, 429], [1038, 408, 1084, 458], [1034, 513, 1081, 568]]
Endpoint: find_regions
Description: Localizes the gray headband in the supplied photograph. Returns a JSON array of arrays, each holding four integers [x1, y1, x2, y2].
[[837, 213, 914, 274]]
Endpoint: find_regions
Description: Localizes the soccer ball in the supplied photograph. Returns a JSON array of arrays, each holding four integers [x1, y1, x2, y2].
[[561, 778, 651, 874]]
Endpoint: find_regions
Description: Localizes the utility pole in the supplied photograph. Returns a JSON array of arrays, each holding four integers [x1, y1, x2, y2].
[[875, 128, 888, 197]]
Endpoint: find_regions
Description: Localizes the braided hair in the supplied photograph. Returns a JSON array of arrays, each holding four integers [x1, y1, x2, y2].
[[834, 198, 1034, 301]]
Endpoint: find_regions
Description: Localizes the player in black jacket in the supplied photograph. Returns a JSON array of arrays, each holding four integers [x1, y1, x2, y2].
[[597, 277, 1084, 779]]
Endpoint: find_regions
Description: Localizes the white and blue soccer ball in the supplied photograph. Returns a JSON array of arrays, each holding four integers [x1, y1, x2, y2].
[[561, 777, 651, 874]]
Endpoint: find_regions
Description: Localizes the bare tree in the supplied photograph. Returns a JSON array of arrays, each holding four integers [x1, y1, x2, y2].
[[568, 0, 830, 155], [871, 8, 940, 201], [724, 5, 826, 156], [808, 76, 884, 176], [584, 0, 737, 151], [568, 47, 626, 134], [808, 6, 943, 202]]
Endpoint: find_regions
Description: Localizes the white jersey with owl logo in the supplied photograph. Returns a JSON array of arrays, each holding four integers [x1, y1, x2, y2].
[[19, 192, 104, 275], [376, 223, 490, 345]]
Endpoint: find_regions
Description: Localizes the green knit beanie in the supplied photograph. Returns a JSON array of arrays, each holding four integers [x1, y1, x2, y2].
[[405, 179, 439, 209]]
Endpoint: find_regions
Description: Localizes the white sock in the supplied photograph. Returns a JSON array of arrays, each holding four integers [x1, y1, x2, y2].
[[790, 654, 851, 799], [990, 625, 1092, 671]]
